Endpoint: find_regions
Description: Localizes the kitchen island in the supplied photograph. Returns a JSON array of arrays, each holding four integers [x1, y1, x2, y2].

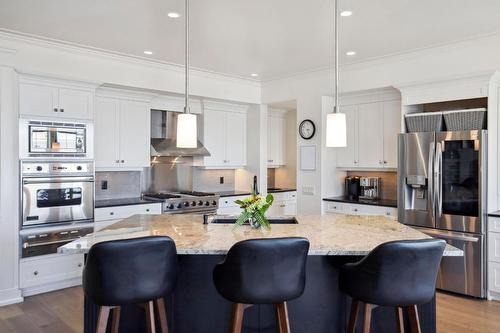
[[60, 214, 461, 333]]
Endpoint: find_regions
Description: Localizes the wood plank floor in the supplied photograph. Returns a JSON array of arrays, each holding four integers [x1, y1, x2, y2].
[[0, 288, 499, 332]]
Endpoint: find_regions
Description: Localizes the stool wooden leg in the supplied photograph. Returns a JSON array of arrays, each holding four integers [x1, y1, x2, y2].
[[395, 307, 405, 333], [144, 301, 156, 333], [347, 300, 360, 333], [155, 298, 169, 333], [276, 302, 290, 333], [362, 303, 373, 333], [96, 306, 111, 333], [231, 303, 247, 333], [111, 307, 121, 333], [407, 305, 421, 333]]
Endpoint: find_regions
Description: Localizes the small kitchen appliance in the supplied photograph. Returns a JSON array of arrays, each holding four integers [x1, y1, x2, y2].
[[359, 177, 380, 200], [344, 176, 361, 199]]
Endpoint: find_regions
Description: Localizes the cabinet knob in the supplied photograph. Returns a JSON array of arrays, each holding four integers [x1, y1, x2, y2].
[[146, 209, 150, 212], [110, 212, 114, 215], [78, 263, 83, 268], [354, 161, 358, 164], [53, 108, 58, 112], [354, 208, 358, 212], [120, 160, 124, 163], [386, 212, 390, 215], [60, 108, 64, 112], [383, 161, 387, 164], [115, 160, 120, 163], [33, 271, 39, 276]]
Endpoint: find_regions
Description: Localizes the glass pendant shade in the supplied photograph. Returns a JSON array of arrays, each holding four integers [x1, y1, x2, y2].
[[176, 113, 197, 148], [326, 112, 347, 147]]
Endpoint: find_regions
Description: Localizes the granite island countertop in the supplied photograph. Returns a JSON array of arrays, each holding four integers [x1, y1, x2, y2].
[[60, 214, 461, 257]]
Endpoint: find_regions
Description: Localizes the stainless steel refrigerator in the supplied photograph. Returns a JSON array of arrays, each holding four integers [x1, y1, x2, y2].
[[398, 130, 487, 298]]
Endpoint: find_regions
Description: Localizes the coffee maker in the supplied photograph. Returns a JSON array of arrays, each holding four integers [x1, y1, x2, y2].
[[359, 177, 380, 200], [345, 176, 361, 199]]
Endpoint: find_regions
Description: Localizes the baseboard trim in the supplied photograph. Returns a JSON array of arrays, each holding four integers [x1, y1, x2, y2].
[[0, 288, 23, 306], [21, 278, 81, 297], [488, 290, 500, 302]]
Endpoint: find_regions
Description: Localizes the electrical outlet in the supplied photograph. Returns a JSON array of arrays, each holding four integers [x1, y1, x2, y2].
[[219, 177, 224, 184], [101, 180, 108, 190]]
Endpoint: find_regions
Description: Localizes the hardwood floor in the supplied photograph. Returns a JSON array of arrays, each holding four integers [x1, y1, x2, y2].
[[0, 288, 499, 332]]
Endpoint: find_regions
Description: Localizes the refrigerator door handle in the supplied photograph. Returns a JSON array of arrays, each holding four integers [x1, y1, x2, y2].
[[428, 141, 435, 218], [435, 141, 443, 217]]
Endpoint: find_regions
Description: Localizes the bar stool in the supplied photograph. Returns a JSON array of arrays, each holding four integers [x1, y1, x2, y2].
[[213, 237, 310, 333], [339, 239, 446, 333], [83, 236, 178, 333]]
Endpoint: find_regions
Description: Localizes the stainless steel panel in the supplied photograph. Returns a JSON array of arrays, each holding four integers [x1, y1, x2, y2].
[[435, 130, 486, 234], [416, 227, 485, 298], [22, 177, 94, 227], [397, 132, 435, 228]]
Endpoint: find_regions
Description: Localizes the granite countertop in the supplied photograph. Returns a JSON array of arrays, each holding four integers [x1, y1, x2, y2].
[[95, 197, 161, 209], [59, 213, 461, 257], [323, 196, 397, 208]]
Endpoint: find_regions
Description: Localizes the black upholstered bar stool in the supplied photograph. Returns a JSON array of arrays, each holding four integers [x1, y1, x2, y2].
[[83, 236, 178, 333], [340, 239, 446, 333], [213, 237, 310, 333]]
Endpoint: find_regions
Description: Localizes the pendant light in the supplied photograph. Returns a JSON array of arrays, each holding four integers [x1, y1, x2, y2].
[[177, 0, 198, 148], [325, 0, 347, 147]]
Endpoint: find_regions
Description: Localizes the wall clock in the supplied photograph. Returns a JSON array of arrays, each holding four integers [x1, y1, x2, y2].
[[299, 119, 316, 140]]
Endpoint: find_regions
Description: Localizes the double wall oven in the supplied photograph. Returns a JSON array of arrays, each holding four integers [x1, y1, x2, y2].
[[20, 160, 95, 258], [398, 130, 487, 297]]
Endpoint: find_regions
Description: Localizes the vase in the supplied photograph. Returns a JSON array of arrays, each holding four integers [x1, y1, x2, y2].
[[248, 217, 261, 229]]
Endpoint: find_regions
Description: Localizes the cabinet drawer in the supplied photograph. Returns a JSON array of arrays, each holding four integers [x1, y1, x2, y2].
[[489, 217, 500, 233], [219, 196, 247, 208], [488, 232, 500, 263], [20, 254, 84, 289], [489, 262, 500, 293], [325, 202, 344, 213], [95, 203, 162, 222]]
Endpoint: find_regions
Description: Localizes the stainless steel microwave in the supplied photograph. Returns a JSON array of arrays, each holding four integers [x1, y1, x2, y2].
[[19, 118, 94, 159]]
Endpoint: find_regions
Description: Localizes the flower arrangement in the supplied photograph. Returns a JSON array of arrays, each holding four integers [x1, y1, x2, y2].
[[234, 191, 274, 229]]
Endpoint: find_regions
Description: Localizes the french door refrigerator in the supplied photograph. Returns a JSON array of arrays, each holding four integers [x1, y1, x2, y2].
[[398, 130, 487, 298]]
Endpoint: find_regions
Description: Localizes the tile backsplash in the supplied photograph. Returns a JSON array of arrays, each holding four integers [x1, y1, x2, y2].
[[95, 171, 142, 200]]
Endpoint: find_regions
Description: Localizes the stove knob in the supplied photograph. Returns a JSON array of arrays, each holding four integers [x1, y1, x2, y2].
[[76, 166, 82, 171], [168, 204, 175, 209], [184, 202, 190, 207], [205, 201, 210, 206], [36, 166, 43, 171], [212, 201, 217, 206], [198, 200, 203, 206], [177, 203, 183, 209], [191, 201, 197, 207]]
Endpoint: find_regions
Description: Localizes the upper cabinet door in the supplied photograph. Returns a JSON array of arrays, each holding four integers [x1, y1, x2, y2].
[[268, 114, 286, 167], [19, 83, 58, 117], [119, 100, 150, 168], [357, 102, 384, 168], [336, 105, 358, 168], [58, 88, 93, 120], [95, 97, 120, 168], [203, 109, 227, 167], [382, 100, 401, 168], [225, 112, 247, 167]]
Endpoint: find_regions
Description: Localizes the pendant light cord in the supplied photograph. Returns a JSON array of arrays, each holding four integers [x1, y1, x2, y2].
[[184, 0, 190, 113], [334, 0, 339, 113]]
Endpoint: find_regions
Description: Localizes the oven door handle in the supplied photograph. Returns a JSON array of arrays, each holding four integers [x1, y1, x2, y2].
[[22, 238, 81, 248], [23, 176, 94, 185]]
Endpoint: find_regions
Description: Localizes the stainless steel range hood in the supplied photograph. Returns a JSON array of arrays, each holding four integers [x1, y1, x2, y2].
[[150, 110, 210, 157]]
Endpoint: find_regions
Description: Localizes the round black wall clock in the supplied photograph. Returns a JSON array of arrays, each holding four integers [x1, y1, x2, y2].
[[299, 119, 316, 139]]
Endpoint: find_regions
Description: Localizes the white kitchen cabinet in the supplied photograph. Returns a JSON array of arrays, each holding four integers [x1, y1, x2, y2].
[[217, 195, 248, 215], [267, 191, 297, 216], [267, 111, 286, 167], [488, 216, 500, 300], [202, 102, 247, 168], [95, 203, 162, 223], [323, 201, 397, 219], [95, 94, 150, 169], [19, 76, 95, 120], [336, 100, 400, 169], [20, 253, 85, 296]]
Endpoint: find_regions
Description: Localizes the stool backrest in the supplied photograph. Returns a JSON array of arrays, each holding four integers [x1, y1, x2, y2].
[[214, 237, 310, 304], [83, 236, 177, 306], [348, 239, 446, 306]]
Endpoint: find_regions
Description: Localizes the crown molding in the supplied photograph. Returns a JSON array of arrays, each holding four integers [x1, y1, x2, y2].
[[0, 29, 260, 88]]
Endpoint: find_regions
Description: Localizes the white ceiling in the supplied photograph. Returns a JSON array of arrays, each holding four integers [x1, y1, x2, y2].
[[1, 0, 500, 80]]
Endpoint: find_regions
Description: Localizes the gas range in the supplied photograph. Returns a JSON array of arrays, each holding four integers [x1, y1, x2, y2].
[[142, 191, 220, 214]]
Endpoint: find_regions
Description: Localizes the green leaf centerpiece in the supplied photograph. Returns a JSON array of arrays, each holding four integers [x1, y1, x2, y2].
[[234, 191, 274, 230]]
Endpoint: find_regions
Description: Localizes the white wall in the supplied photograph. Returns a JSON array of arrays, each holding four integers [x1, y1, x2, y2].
[[262, 33, 500, 214], [0, 66, 22, 306]]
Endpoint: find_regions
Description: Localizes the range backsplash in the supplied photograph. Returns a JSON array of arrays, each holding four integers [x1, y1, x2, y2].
[[95, 171, 142, 200]]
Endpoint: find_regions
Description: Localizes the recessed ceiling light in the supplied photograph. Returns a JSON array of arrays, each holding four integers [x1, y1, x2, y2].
[[346, 51, 356, 56], [168, 12, 180, 18], [340, 10, 353, 17], [250, 73, 259, 77], [143, 50, 153, 55]]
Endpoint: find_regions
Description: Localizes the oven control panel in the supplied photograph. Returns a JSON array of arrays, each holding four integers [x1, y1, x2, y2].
[[22, 161, 94, 175]]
